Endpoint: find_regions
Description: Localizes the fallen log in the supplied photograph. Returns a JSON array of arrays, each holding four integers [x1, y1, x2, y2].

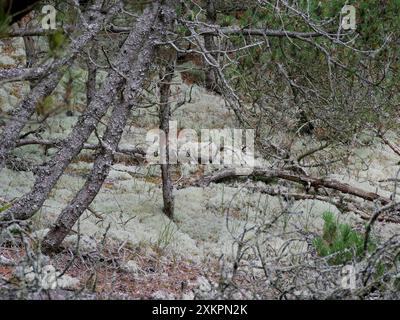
[[193, 168, 400, 223], [195, 168, 392, 206]]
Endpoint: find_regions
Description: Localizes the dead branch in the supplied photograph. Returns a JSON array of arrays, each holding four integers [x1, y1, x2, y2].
[[194, 167, 392, 205]]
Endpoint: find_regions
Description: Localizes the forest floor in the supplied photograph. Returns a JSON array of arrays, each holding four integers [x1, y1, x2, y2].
[[1, 38, 400, 298]]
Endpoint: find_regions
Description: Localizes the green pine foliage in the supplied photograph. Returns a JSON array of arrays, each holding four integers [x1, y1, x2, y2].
[[313, 211, 375, 265]]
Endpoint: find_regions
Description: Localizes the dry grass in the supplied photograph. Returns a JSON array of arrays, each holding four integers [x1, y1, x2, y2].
[[0, 241, 207, 299]]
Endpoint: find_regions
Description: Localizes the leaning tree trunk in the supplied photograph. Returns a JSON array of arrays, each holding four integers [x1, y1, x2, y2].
[[0, 2, 164, 224], [158, 49, 177, 219], [86, 44, 98, 105], [0, 1, 123, 171], [41, 94, 130, 251], [41, 1, 177, 252]]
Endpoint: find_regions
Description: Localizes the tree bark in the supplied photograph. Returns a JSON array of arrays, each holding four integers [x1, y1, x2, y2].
[[41, 96, 131, 251], [41, 1, 176, 252], [159, 50, 177, 219], [0, 1, 123, 171], [86, 44, 98, 105], [195, 167, 391, 205], [0, 2, 164, 224], [18, 16, 37, 69], [204, 0, 218, 92]]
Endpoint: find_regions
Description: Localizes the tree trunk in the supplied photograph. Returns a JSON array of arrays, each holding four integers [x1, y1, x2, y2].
[[204, 0, 218, 92], [0, 2, 123, 171], [86, 44, 98, 105], [41, 1, 177, 252], [159, 50, 177, 219], [41, 87, 135, 251], [0, 2, 164, 224]]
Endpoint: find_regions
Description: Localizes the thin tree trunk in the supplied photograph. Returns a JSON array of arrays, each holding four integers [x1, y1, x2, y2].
[[159, 50, 177, 219], [0, 3, 163, 224], [0, 2, 122, 171], [204, 0, 218, 92]]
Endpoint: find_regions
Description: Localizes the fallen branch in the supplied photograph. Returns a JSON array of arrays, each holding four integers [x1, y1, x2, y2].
[[195, 167, 391, 205], [249, 186, 400, 223], [16, 137, 145, 157]]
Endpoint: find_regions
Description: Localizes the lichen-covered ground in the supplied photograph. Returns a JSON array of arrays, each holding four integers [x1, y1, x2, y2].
[[1, 38, 400, 299]]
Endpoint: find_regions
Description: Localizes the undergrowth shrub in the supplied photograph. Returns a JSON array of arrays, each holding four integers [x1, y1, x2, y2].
[[313, 211, 376, 265]]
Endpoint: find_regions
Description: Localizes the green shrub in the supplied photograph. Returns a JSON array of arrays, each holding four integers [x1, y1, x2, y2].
[[313, 211, 375, 265]]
